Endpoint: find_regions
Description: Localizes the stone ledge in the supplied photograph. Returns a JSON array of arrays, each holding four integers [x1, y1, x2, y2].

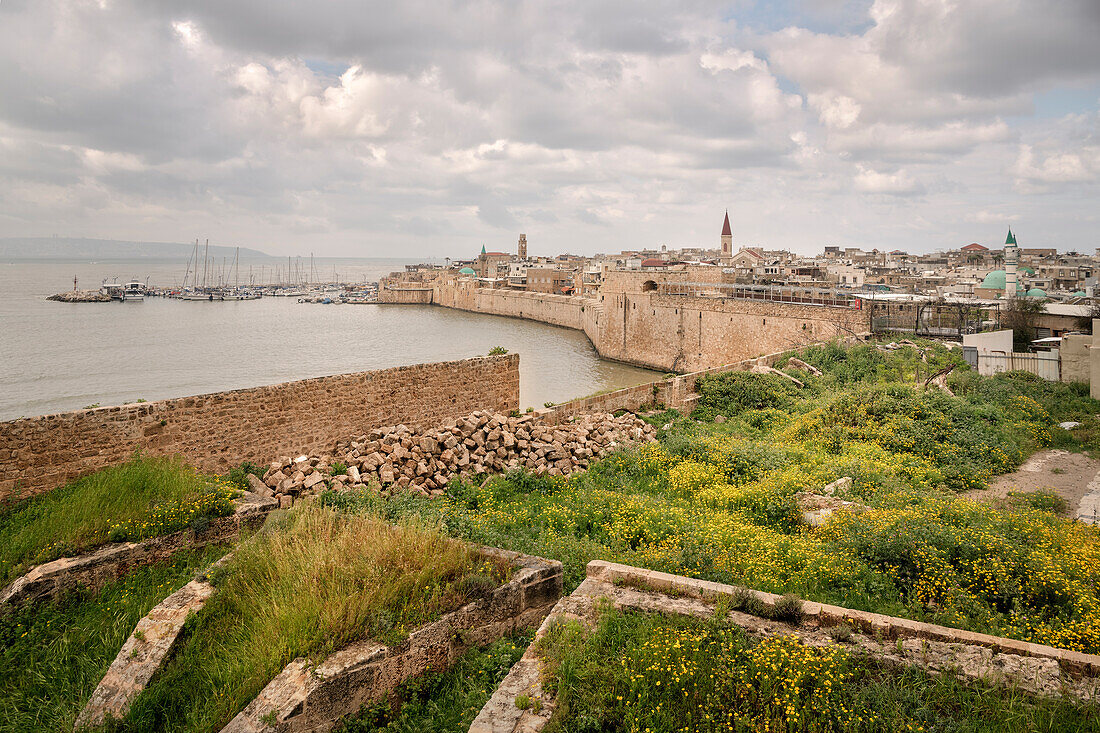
[[74, 575, 218, 730], [470, 560, 1099, 732], [222, 549, 562, 733], [586, 559, 1100, 678], [0, 492, 276, 609]]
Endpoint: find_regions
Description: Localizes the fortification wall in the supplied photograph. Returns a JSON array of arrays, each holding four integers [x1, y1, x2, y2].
[[0, 355, 519, 504], [376, 286, 433, 304], [431, 280, 591, 331], [595, 291, 869, 372], [376, 272, 869, 373]]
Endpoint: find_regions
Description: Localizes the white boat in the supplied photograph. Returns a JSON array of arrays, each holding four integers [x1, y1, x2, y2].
[[122, 280, 146, 301]]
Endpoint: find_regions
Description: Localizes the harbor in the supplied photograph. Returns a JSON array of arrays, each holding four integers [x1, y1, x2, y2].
[[46, 245, 383, 304]]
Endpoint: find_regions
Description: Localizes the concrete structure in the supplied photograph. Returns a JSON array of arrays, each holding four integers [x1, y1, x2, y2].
[[0, 355, 519, 503], [471, 560, 1100, 731]]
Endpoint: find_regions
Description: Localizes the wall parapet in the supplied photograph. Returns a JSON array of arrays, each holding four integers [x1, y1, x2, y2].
[[0, 355, 520, 504]]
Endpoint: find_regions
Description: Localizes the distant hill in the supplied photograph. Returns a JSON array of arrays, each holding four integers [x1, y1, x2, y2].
[[0, 237, 273, 261]]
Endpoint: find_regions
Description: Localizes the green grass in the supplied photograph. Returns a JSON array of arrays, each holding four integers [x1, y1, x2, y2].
[[370, 340, 1100, 653], [0, 545, 228, 733], [336, 631, 533, 732], [0, 454, 237, 585], [116, 505, 512, 733], [537, 607, 1100, 732]]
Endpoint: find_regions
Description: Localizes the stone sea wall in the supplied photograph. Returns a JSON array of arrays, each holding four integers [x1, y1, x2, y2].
[[0, 355, 519, 504], [379, 273, 871, 372]]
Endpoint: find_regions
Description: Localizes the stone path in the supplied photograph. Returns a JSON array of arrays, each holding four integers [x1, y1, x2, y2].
[[964, 448, 1100, 523]]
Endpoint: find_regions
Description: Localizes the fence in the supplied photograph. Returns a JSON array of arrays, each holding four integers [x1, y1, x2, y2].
[[656, 281, 857, 308], [963, 347, 1061, 380]]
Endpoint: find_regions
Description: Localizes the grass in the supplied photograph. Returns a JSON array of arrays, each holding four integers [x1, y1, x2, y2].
[[336, 631, 533, 732], [0, 545, 228, 733], [0, 454, 237, 585], [370, 340, 1100, 653], [537, 607, 1100, 732], [116, 504, 512, 733]]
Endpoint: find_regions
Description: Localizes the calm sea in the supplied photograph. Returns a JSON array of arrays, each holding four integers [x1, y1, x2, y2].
[[0, 259, 659, 421]]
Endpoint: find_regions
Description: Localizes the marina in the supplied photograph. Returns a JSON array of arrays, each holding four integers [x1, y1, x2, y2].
[[4, 259, 660, 421]]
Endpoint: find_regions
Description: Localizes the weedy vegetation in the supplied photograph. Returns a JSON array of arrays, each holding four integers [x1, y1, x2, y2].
[[0, 454, 236, 584], [535, 607, 1099, 732], [115, 504, 510, 733]]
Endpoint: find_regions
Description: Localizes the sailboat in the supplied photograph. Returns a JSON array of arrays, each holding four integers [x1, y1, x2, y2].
[[220, 247, 259, 299]]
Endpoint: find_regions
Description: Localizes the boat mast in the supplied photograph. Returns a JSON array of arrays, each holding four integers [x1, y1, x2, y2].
[[182, 239, 196, 290], [235, 247, 240, 290], [202, 239, 210, 290]]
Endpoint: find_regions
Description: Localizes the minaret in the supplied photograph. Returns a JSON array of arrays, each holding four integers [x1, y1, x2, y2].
[[1004, 228, 1018, 299], [721, 210, 732, 259], [518, 233, 527, 260]]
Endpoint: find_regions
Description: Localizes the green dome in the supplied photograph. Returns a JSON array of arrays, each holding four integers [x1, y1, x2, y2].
[[458, 267, 476, 275], [1025, 287, 1047, 298], [1072, 290, 1087, 297], [979, 270, 1024, 291], [1019, 266, 1035, 275]]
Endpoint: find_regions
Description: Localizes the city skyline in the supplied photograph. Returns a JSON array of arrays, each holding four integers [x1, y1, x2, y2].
[[1, 0, 1098, 257]]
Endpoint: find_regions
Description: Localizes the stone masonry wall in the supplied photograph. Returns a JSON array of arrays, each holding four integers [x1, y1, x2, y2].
[[391, 275, 869, 373], [0, 355, 519, 504]]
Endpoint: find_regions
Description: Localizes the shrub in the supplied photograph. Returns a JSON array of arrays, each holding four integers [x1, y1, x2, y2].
[[329, 461, 348, 476], [772, 593, 804, 623], [691, 372, 801, 422], [488, 346, 508, 356], [226, 461, 265, 490]]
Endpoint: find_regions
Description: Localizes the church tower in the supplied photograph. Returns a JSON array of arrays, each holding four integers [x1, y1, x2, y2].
[[721, 210, 732, 259], [518, 233, 527, 260]]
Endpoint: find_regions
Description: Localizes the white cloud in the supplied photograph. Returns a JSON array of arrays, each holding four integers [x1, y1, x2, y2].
[[0, 0, 1097, 254], [853, 165, 925, 195]]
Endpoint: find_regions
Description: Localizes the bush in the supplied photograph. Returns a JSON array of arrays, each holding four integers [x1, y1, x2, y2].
[[692, 372, 802, 422], [488, 346, 508, 356], [226, 461, 265, 491]]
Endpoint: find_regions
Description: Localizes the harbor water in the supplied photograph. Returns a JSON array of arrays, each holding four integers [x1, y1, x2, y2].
[[0, 260, 660, 421]]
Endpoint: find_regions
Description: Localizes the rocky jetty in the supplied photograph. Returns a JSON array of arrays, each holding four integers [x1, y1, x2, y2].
[[47, 289, 111, 302], [260, 411, 658, 504]]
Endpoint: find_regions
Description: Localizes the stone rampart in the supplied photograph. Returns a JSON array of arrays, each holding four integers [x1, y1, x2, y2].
[[379, 274, 870, 373], [0, 355, 519, 504], [595, 288, 869, 372]]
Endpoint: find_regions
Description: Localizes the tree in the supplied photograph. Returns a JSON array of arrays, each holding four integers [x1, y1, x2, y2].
[[999, 298, 1046, 351], [1074, 303, 1100, 333]]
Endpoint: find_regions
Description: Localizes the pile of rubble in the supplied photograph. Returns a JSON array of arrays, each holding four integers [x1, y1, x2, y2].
[[254, 411, 658, 505]]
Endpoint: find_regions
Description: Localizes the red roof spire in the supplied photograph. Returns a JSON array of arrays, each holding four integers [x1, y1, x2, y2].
[[721, 210, 732, 236]]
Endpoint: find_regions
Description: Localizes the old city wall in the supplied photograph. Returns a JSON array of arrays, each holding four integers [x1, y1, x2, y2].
[[378, 273, 871, 373], [595, 291, 870, 372], [0, 355, 519, 504], [430, 279, 592, 331], [376, 286, 433, 304]]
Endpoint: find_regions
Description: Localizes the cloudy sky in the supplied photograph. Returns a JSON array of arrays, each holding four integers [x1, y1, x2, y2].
[[1, 0, 1098, 257]]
